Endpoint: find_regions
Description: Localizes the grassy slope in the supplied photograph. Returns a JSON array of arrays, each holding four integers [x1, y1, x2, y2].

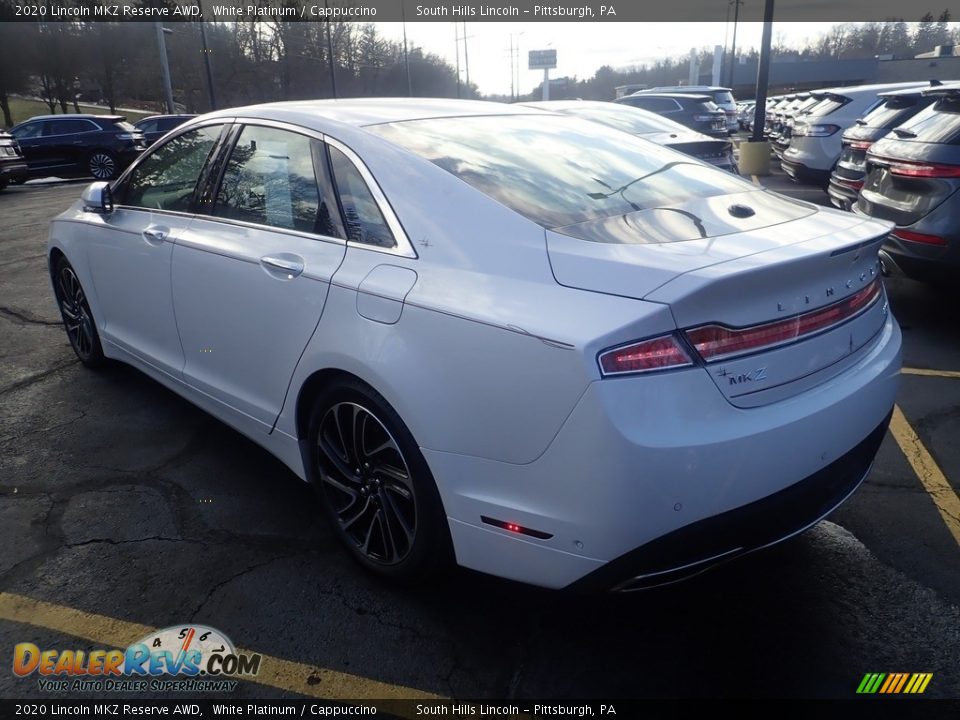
[[6, 97, 151, 127]]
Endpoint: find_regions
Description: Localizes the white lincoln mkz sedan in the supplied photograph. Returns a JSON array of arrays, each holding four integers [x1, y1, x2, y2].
[[48, 99, 901, 591]]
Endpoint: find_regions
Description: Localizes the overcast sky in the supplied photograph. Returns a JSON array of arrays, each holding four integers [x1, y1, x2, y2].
[[376, 22, 844, 95]]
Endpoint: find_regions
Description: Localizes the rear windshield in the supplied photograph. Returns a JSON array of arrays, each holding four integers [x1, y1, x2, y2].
[[109, 120, 137, 132], [858, 95, 928, 130], [554, 104, 689, 136], [368, 114, 749, 229], [894, 96, 960, 144], [700, 100, 722, 112], [808, 96, 848, 117], [712, 91, 734, 105]]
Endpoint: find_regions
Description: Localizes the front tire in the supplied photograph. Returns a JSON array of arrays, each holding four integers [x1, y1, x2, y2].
[[88, 151, 117, 180], [52, 255, 106, 368], [307, 379, 451, 581]]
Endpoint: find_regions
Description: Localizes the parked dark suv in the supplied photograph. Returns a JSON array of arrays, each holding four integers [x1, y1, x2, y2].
[[857, 84, 960, 281], [8, 114, 147, 181], [0, 131, 28, 190], [134, 114, 196, 146], [615, 93, 727, 137], [829, 85, 941, 211]]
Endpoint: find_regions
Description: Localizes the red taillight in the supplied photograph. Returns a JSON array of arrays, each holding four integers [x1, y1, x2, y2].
[[891, 229, 947, 246], [848, 140, 873, 150], [883, 160, 960, 178], [598, 334, 693, 376], [833, 177, 864, 189], [686, 280, 883, 362]]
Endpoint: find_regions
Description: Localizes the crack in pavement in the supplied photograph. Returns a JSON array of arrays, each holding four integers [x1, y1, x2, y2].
[[0, 358, 78, 396], [0, 307, 61, 327], [0, 409, 87, 447], [189, 553, 306, 622]]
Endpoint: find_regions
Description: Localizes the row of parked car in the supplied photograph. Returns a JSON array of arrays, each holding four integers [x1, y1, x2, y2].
[[748, 82, 960, 282], [0, 113, 194, 190]]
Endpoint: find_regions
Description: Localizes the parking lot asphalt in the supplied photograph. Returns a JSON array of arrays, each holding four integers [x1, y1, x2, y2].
[[1, 175, 959, 702]]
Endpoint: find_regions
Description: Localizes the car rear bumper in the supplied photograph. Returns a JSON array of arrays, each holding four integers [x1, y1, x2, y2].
[[827, 175, 863, 211], [0, 159, 28, 182], [430, 314, 901, 590], [782, 157, 831, 185]]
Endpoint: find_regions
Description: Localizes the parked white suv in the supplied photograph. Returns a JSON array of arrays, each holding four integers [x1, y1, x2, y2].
[[642, 86, 738, 132], [781, 82, 936, 185]]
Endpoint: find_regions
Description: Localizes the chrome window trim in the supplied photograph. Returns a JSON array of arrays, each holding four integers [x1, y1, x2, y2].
[[42, 118, 103, 137], [187, 212, 347, 249], [110, 118, 233, 194], [322, 132, 417, 259], [217, 116, 415, 259]]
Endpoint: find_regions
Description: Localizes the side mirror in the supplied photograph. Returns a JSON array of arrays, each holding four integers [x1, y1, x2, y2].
[[81, 181, 113, 214]]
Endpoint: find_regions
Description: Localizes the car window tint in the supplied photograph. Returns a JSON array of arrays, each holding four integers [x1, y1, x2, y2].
[[214, 125, 340, 236], [50, 119, 96, 135], [123, 125, 222, 212], [370, 114, 749, 228], [628, 98, 677, 112], [859, 95, 927, 130], [328, 146, 396, 248], [12, 123, 42, 140], [896, 96, 960, 144], [136, 119, 159, 134]]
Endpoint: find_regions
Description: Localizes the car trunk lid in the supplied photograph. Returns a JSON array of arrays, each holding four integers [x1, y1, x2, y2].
[[547, 195, 893, 406]]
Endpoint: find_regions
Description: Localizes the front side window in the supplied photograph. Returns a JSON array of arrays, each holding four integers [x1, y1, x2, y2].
[[122, 125, 223, 212], [214, 125, 341, 237], [328, 146, 396, 248], [11, 122, 43, 140]]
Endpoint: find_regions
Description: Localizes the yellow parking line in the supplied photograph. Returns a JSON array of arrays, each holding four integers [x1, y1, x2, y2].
[[889, 406, 960, 548], [902, 367, 960, 380], [0, 591, 442, 703]]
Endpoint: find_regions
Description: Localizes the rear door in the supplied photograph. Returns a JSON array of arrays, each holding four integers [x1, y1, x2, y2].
[[172, 121, 347, 431]]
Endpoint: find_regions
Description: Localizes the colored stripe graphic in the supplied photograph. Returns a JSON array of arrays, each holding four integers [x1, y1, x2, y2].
[[858, 672, 933, 694]]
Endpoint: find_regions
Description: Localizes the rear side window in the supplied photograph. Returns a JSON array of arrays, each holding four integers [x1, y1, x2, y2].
[[214, 125, 343, 237], [136, 119, 159, 134], [895, 97, 960, 145], [123, 125, 223, 212], [328, 146, 396, 248], [370, 114, 749, 229], [48, 119, 97, 135], [620, 97, 679, 113]]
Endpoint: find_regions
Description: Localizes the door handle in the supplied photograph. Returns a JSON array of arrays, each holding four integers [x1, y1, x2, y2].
[[260, 254, 304, 278], [142, 225, 169, 244]]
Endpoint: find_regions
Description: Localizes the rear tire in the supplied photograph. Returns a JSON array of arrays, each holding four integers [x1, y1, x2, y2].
[[52, 255, 106, 369], [306, 379, 451, 581], [88, 151, 117, 180]]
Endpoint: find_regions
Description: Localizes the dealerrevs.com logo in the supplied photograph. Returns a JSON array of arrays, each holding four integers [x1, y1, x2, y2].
[[13, 625, 261, 693]]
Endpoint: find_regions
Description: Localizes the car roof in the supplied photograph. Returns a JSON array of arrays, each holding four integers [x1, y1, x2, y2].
[[25, 114, 124, 122], [621, 92, 713, 102], [136, 114, 196, 122], [202, 98, 547, 129], [648, 85, 731, 92]]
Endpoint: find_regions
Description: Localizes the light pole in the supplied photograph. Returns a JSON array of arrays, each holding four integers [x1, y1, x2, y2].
[[401, 0, 412, 96], [197, 0, 217, 110], [154, 22, 175, 114], [728, 0, 743, 89]]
